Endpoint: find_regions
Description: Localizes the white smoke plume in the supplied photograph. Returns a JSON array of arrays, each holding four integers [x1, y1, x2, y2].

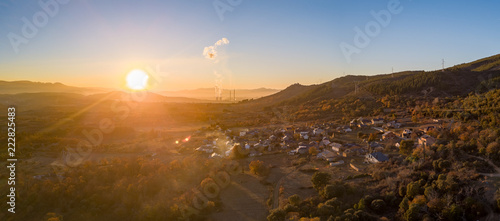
[[204, 38, 229, 101], [214, 71, 223, 100], [203, 38, 229, 60]]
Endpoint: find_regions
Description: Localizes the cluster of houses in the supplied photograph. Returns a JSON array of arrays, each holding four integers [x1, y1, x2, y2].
[[192, 117, 441, 166], [193, 122, 393, 165]]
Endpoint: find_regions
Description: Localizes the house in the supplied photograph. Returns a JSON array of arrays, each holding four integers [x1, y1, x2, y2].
[[343, 147, 365, 157], [209, 153, 222, 158], [317, 150, 337, 161], [350, 119, 357, 127], [371, 118, 384, 125], [386, 121, 402, 129], [313, 128, 325, 136], [432, 119, 443, 123], [382, 131, 397, 140], [423, 126, 436, 133], [281, 140, 296, 149], [361, 119, 372, 125], [330, 142, 343, 152], [402, 129, 413, 139], [418, 134, 436, 147], [341, 126, 352, 132], [196, 145, 214, 153], [330, 160, 344, 167], [366, 152, 389, 163], [299, 132, 309, 140], [322, 138, 331, 146], [297, 146, 310, 154]]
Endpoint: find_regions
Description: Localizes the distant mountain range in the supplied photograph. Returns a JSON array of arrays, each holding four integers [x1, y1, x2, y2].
[[157, 88, 280, 101], [0, 80, 279, 101], [0, 80, 113, 95]]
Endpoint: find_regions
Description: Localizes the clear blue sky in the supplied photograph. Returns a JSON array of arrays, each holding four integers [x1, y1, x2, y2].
[[0, 0, 499, 90]]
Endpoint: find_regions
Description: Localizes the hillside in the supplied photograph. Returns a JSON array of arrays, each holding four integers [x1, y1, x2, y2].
[[244, 54, 500, 108], [242, 83, 321, 107]]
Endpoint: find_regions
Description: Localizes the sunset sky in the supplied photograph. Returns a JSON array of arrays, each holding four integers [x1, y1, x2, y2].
[[0, 0, 499, 91]]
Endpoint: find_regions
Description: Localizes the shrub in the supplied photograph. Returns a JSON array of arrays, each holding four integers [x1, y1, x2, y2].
[[321, 183, 345, 199], [288, 194, 301, 207], [267, 208, 286, 221], [404, 204, 422, 221], [309, 146, 318, 155], [249, 160, 269, 176], [399, 197, 410, 212], [317, 203, 336, 217], [311, 172, 331, 191], [406, 182, 423, 198], [371, 199, 386, 212], [400, 140, 415, 155], [283, 204, 298, 213], [442, 204, 463, 221], [325, 197, 342, 208]]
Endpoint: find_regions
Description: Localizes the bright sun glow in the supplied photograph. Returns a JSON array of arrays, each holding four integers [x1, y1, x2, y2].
[[126, 69, 149, 90]]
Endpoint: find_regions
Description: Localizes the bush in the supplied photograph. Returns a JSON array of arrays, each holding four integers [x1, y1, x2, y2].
[[317, 203, 336, 217], [325, 197, 342, 208], [288, 194, 301, 207], [283, 204, 298, 213], [371, 199, 386, 212], [321, 183, 345, 199], [404, 204, 422, 221], [399, 197, 409, 212], [311, 172, 331, 191], [249, 160, 269, 176], [442, 204, 463, 220], [400, 140, 415, 155], [267, 208, 286, 221], [399, 185, 407, 197], [406, 182, 423, 198]]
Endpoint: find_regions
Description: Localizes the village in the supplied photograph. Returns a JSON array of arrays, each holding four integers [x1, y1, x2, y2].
[[188, 114, 446, 172]]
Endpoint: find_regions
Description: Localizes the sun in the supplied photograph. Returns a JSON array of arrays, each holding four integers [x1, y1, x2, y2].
[[126, 69, 149, 90]]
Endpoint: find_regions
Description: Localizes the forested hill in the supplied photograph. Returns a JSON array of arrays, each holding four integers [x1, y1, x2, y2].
[[243, 54, 500, 108]]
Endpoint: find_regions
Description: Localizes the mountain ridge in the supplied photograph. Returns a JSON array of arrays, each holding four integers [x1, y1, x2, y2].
[[243, 54, 500, 108]]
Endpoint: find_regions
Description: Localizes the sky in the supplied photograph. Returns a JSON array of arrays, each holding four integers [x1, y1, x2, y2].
[[0, 0, 499, 91]]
